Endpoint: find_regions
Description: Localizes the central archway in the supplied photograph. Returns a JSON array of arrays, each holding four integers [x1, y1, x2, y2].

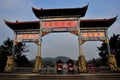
[[41, 33, 78, 59]]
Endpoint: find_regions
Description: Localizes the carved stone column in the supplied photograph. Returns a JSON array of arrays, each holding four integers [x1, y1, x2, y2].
[[4, 56, 16, 72], [78, 39, 87, 72], [33, 56, 42, 72], [105, 30, 118, 71], [33, 40, 42, 72], [107, 54, 117, 71], [105, 38, 118, 71], [77, 18, 87, 72]]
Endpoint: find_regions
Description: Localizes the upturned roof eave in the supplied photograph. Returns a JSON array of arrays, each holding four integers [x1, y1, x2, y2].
[[32, 4, 88, 19], [5, 16, 117, 31]]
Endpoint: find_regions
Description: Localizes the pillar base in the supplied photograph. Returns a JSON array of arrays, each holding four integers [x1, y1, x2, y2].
[[78, 55, 87, 73], [4, 56, 16, 72], [33, 56, 42, 73], [107, 54, 119, 71]]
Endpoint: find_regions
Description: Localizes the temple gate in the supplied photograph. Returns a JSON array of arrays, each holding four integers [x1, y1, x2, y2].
[[4, 4, 118, 72]]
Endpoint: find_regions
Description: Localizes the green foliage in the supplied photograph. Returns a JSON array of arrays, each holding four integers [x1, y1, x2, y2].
[[16, 55, 32, 67], [110, 34, 120, 54], [87, 58, 102, 67], [115, 50, 120, 67], [0, 52, 7, 72], [97, 43, 108, 66]]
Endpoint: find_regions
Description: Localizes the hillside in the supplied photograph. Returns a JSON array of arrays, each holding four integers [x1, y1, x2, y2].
[[30, 56, 76, 67], [43, 56, 71, 63]]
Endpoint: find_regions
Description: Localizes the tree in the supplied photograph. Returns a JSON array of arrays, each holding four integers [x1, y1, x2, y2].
[[97, 34, 120, 67], [110, 34, 120, 67], [87, 58, 102, 67], [0, 51, 8, 72], [0, 38, 31, 72], [97, 43, 108, 66]]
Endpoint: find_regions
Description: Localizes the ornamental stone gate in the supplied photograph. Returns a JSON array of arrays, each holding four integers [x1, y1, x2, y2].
[[4, 4, 118, 73]]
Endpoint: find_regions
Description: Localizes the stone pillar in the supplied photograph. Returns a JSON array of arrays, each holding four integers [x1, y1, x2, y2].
[[107, 54, 117, 71], [77, 18, 87, 72], [4, 33, 16, 72], [33, 56, 42, 72], [105, 38, 118, 71], [33, 32, 42, 72], [4, 56, 16, 72], [105, 30, 117, 71], [78, 38, 87, 72]]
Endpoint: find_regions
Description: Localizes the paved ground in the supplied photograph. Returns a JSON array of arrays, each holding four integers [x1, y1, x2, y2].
[[0, 73, 120, 80]]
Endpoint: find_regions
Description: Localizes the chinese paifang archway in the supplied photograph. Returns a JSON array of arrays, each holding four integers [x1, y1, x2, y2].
[[4, 4, 118, 72]]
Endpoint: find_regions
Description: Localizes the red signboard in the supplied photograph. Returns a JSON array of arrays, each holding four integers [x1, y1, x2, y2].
[[42, 20, 77, 28]]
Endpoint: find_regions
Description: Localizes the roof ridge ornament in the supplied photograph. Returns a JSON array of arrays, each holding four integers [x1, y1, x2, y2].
[[16, 20, 18, 23]]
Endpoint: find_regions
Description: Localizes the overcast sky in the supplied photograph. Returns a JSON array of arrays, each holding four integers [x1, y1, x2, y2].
[[0, 0, 120, 60]]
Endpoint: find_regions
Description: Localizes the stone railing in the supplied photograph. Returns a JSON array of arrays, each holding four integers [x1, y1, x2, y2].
[[12, 67, 33, 73], [12, 67, 110, 73]]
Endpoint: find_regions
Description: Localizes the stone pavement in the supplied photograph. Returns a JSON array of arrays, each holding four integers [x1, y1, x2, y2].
[[0, 73, 120, 80]]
